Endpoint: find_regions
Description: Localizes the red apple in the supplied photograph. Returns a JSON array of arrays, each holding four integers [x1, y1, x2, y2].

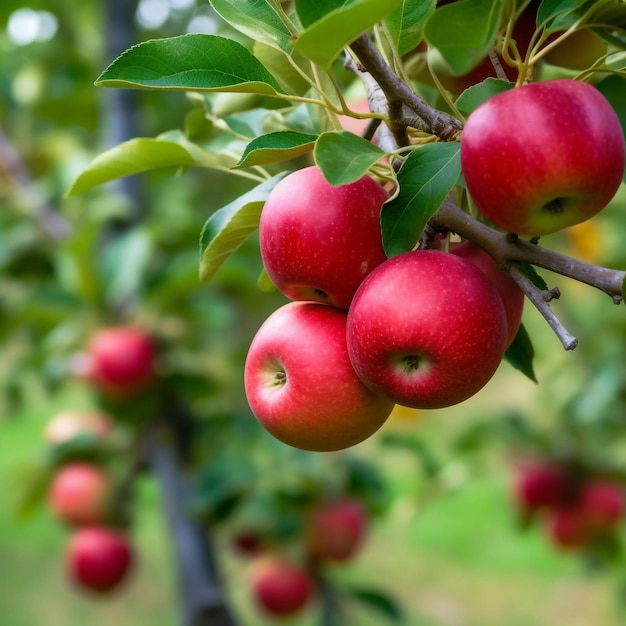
[[579, 479, 625, 531], [66, 526, 133, 593], [44, 409, 113, 445], [460, 79, 625, 236], [248, 555, 314, 618], [259, 166, 389, 310], [48, 463, 112, 526], [450, 241, 524, 346], [244, 302, 394, 451], [346, 250, 508, 409], [513, 461, 569, 512], [305, 497, 367, 562], [86, 327, 157, 397], [547, 507, 590, 550]]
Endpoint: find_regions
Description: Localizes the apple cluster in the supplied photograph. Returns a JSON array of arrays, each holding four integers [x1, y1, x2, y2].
[[245, 166, 524, 452], [42, 326, 159, 596], [234, 495, 369, 619], [44, 410, 134, 594], [513, 460, 626, 551]]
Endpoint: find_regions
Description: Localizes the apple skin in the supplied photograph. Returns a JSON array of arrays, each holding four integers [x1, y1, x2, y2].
[[248, 556, 314, 618], [44, 410, 113, 445], [346, 250, 508, 409], [48, 463, 112, 526], [259, 166, 389, 310], [305, 497, 367, 562], [244, 302, 394, 451], [460, 79, 625, 236], [450, 241, 524, 347], [86, 327, 157, 397], [66, 526, 133, 594]]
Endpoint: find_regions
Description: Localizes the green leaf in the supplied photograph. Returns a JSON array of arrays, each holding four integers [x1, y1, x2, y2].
[[102, 228, 154, 305], [537, 0, 596, 33], [314, 131, 385, 185], [455, 77, 514, 116], [199, 173, 288, 283], [381, 142, 461, 256], [253, 43, 313, 96], [96, 34, 285, 96], [67, 135, 239, 195], [386, 0, 436, 56], [518, 263, 549, 291], [424, 0, 503, 75], [235, 131, 318, 168], [293, 0, 404, 68], [504, 323, 537, 383], [596, 75, 626, 181], [345, 585, 406, 622], [209, 0, 293, 52]]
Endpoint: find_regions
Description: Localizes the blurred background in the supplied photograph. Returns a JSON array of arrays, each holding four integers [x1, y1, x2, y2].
[[2, 1, 626, 625]]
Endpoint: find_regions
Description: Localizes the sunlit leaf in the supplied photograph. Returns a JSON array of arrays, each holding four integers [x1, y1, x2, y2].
[[314, 131, 385, 185], [68, 135, 238, 195], [209, 0, 293, 52], [381, 142, 461, 256], [386, 0, 436, 56], [293, 0, 403, 67], [96, 34, 285, 96], [199, 173, 287, 283], [425, 0, 503, 75], [235, 131, 317, 168], [455, 78, 514, 116]]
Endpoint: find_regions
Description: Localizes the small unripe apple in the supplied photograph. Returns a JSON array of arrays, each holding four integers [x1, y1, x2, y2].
[[44, 410, 113, 445], [244, 302, 394, 451], [450, 241, 524, 347], [305, 497, 367, 562], [86, 327, 157, 397], [48, 463, 112, 526], [460, 79, 625, 236], [513, 461, 569, 512], [248, 555, 314, 618], [259, 166, 389, 310], [66, 526, 133, 593], [346, 250, 508, 409]]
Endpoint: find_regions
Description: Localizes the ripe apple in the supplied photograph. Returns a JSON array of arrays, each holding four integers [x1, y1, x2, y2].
[[245, 302, 394, 451], [259, 166, 389, 310], [248, 555, 314, 618], [86, 327, 157, 397], [460, 79, 625, 236], [66, 526, 133, 593], [547, 506, 590, 550], [579, 479, 625, 531], [48, 463, 112, 526], [44, 409, 113, 445], [450, 241, 524, 347], [513, 461, 569, 512], [305, 497, 367, 562], [346, 250, 508, 409]]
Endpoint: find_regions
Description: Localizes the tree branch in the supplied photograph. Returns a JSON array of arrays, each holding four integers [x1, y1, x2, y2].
[[349, 34, 463, 141]]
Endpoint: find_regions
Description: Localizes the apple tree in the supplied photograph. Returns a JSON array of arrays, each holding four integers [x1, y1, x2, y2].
[[4, 0, 626, 624]]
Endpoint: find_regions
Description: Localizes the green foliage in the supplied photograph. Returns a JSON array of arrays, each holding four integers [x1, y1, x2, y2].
[[381, 142, 461, 256]]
